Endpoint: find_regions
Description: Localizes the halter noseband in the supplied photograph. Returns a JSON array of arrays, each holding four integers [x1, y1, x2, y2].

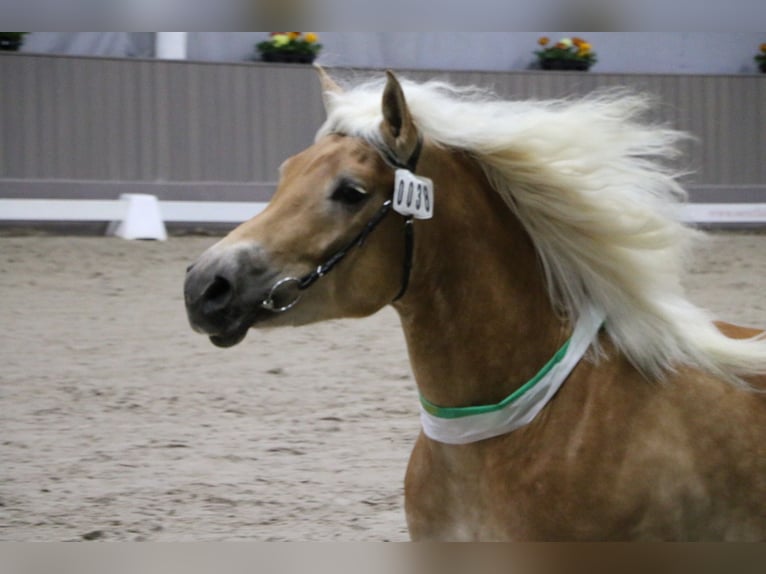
[[260, 137, 422, 313]]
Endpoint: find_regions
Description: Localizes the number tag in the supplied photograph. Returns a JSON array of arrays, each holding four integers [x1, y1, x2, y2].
[[393, 169, 434, 220]]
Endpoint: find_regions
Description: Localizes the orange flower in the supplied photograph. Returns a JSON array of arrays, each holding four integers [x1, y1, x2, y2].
[[761, 43, 766, 53], [305, 32, 319, 44], [572, 37, 586, 47], [578, 42, 592, 56], [538, 36, 550, 46], [287, 32, 301, 40]]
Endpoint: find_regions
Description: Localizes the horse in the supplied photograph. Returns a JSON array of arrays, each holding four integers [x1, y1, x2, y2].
[[184, 68, 766, 541]]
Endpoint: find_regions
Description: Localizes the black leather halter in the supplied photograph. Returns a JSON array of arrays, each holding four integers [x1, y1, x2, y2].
[[260, 138, 422, 313]]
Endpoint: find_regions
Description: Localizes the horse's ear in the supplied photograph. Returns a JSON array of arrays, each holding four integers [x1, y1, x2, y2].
[[380, 70, 419, 164], [315, 64, 342, 112]]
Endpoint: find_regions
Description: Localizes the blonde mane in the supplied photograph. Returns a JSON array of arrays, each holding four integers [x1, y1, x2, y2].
[[316, 77, 766, 383]]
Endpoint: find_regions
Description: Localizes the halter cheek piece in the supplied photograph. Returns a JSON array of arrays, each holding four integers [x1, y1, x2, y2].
[[260, 137, 423, 313]]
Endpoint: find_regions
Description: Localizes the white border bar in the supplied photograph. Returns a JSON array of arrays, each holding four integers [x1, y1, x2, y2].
[[0, 198, 267, 224], [160, 201, 266, 223], [680, 203, 766, 224], [1, 199, 764, 241]]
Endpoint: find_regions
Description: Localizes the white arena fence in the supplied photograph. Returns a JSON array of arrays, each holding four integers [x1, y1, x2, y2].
[[0, 194, 764, 241], [0, 194, 267, 240]]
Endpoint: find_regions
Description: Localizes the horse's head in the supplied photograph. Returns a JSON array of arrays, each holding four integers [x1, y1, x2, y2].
[[184, 70, 425, 348]]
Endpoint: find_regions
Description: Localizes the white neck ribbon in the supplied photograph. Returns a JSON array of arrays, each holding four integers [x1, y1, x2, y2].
[[419, 306, 606, 445]]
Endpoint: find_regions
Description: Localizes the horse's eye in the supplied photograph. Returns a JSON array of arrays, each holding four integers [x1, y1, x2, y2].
[[331, 184, 369, 206]]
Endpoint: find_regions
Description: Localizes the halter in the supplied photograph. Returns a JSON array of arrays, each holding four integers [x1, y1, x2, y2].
[[260, 137, 422, 313]]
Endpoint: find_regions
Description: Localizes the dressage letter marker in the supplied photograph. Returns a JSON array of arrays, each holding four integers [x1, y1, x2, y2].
[[394, 169, 433, 219]]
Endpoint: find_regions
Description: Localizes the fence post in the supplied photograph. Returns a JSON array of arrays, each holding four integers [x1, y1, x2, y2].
[[109, 194, 167, 240]]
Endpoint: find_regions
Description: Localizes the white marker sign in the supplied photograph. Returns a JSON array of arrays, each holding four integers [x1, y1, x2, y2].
[[393, 169, 434, 220]]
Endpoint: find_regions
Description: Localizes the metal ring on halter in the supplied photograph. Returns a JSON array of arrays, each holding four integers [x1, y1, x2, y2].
[[260, 276, 302, 313]]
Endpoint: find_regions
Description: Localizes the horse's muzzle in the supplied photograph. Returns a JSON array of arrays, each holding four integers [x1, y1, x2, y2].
[[184, 245, 275, 348]]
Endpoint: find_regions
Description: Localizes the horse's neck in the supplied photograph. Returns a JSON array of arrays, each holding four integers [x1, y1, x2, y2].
[[394, 152, 568, 408]]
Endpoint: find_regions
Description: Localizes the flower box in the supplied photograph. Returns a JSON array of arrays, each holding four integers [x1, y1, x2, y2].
[[0, 32, 28, 52], [540, 59, 592, 71], [257, 33, 321, 65], [261, 51, 317, 64], [756, 43, 766, 73], [535, 36, 596, 72]]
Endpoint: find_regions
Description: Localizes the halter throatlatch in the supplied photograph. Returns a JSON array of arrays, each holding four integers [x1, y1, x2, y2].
[[260, 137, 424, 314]]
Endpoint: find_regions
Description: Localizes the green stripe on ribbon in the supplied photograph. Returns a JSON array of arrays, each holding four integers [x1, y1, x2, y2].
[[419, 337, 572, 419]]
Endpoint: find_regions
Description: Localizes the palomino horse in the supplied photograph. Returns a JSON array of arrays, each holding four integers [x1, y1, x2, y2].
[[185, 69, 766, 540]]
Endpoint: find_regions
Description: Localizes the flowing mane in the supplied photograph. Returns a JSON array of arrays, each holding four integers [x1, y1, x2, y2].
[[317, 76, 766, 384]]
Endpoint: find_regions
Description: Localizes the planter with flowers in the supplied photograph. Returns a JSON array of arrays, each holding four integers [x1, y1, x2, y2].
[[0, 32, 29, 52], [256, 32, 322, 64], [756, 43, 766, 74], [535, 36, 596, 71]]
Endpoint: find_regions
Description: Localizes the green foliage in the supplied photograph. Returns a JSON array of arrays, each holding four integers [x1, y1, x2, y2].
[[0, 32, 29, 42], [534, 36, 597, 66], [257, 33, 322, 57]]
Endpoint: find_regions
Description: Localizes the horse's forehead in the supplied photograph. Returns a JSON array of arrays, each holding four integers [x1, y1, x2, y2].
[[285, 134, 382, 181]]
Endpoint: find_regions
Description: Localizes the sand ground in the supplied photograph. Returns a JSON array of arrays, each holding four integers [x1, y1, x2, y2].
[[1, 231, 765, 541]]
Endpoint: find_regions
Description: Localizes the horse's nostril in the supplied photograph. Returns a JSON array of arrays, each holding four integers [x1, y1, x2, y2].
[[202, 275, 233, 309], [186, 263, 195, 273]]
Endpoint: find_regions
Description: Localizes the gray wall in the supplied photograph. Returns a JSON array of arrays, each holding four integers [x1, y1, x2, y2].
[[22, 32, 766, 75], [0, 52, 764, 206], [304, 32, 766, 75]]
